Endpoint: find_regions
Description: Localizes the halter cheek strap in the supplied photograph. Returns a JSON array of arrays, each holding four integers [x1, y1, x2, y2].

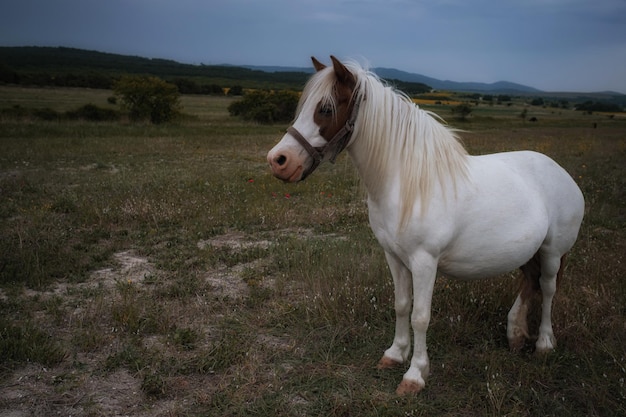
[[287, 98, 360, 181], [287, 126, 324, 180]]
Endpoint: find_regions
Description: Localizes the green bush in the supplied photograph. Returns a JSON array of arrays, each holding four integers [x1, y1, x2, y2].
[[33, 107, 61, 121], [576, 100, 623, 113], [228, 90, 299, 124], [451, 103, 473, 120], [228, 85, 243, 96], [0, 105, 29, 119], [114, 75, 181, 124], [1, 104, 119, 122], [65, 104, 120, 121]]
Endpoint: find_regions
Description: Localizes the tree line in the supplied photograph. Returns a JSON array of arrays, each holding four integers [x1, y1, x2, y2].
[[0, 46, 310, 91], [0, 63, 244, 96]]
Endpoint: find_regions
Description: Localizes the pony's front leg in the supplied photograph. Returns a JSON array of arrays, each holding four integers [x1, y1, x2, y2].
[[377, 251, 412, 369], [396, 252, 438, 395]]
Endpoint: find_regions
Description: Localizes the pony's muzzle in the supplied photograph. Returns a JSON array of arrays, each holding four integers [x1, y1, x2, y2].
[[267, 151, 303, 182]]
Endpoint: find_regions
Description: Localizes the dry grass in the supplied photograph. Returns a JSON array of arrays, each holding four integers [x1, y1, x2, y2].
[[0, 86, 624, 416]]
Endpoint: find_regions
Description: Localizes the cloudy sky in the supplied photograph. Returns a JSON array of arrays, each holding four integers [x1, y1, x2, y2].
[[1, 0, 625, 93]]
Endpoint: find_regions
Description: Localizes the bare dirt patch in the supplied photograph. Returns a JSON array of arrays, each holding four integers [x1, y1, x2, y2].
[[0, 229, 348, 416], [0, 365, 160, 417], [91, 250, 154, 288], [197, 230, 271, 251], [0, 250, 159, 417]]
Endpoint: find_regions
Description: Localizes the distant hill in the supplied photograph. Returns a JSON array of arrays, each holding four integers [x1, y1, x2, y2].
[[245, 64, 625, 104], [372, 67, 542, 93], [1, 46, 624, 102], [244, 65, 626, 99], [0, 46, 311, 90], [243, 65, 431, 94], [244, 65, 542, 94]]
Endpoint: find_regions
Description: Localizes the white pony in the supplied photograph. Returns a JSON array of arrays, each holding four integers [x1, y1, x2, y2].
[[267, 56, 585, 394]]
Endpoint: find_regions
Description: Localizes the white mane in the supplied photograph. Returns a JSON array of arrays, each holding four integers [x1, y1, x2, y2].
[[300, 61, 470, 226]]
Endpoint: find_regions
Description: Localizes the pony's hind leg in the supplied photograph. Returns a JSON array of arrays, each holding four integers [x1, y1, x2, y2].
[[507, 294, 530, 351], [507, 253, 540, 351], [535, 253, 566, 353]]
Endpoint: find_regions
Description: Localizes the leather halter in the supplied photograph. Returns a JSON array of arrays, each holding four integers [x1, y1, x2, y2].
[[286, 97, 361, 181]]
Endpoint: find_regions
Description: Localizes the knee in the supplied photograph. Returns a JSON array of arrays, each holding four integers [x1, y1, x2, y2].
[[539, 275, 557, 294], [395, 296, 412, 316], [539, 254, 562, 283], [410, 311, 430, 332]]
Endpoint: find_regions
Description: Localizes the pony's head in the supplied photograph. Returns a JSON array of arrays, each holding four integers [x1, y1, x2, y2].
[[267, 56, 360, 182]]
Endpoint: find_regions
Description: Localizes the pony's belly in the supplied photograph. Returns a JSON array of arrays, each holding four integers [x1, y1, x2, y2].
[[439, 261, 524, 280], [438, 240, 541, 280]]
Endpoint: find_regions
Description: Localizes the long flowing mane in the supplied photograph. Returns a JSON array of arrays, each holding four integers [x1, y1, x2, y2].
[[299, 61, 470, 225]]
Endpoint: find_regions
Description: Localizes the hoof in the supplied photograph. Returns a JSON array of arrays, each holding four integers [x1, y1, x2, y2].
[[535, 334, 556, 355], [534, 344, 556, 356], [507, 326, 529, 353], [377, 356, 402, 370], [508, 336, 526, 352], [396, 379, 424, 395]]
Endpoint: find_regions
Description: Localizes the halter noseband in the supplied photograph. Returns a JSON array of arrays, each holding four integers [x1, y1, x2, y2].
[[287, 97, 361, 181]]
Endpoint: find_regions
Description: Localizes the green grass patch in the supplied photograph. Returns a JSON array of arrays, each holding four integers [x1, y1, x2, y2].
[[0, 318, 66, 368], [0, 86, 624, 416]]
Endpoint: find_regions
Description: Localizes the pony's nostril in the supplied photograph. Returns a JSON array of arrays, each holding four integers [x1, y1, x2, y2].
[[276, 155, 287, 166]]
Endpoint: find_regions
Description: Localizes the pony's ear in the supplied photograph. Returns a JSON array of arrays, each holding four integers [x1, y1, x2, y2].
[[311, 57, 326, 72], [330, 55, 356, 88]]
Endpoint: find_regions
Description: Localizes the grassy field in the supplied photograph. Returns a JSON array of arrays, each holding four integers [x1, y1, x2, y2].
[[0, 86, 624, 416]]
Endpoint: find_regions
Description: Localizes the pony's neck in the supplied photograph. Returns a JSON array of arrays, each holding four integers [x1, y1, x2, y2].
[[346, 76, 469, 224], [346, 141, 390, 201]]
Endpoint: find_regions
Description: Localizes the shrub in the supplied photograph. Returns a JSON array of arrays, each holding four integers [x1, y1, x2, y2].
[[65, 104, 120, 121], [530, 97, 545, 106], [114, 75, 181, 124], [33, 107, 61, 121], [1, 104, 119, 122], [229, 85, 243, 96], [1, 105, 30, 119], [451, 103, 473, 120], [200, 84, 224, 95], [575, 100, 623, 113]]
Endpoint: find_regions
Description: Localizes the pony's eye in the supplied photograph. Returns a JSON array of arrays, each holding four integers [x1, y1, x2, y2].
[[319, 106, 333, 116]]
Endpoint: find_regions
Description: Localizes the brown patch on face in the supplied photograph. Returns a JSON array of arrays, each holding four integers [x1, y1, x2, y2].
[[313, 82, 355, 141], [309, 56, 358, 142]]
